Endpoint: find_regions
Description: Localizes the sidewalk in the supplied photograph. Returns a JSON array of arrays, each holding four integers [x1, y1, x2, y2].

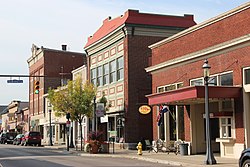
[[45, 145, 239, 167]]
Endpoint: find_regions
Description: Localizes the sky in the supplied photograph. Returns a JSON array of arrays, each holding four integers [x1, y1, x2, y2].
[[0, 0, 249, 105]]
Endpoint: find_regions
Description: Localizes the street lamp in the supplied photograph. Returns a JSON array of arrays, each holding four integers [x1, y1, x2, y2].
[[48, 102, 53, 146], [48, 109, 53, 146], [93, 96, 97, 132], [203, 59, 216, 165], [15, 112, 17, 133]]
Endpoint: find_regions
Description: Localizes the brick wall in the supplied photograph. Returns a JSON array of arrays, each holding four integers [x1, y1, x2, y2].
[[29, 50, 85, 116], [151, 8, 250, 66], [124, 35, 165, 142]]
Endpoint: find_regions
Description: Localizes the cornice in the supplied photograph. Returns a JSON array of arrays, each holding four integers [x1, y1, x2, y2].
[[146, 34, 250, 74]]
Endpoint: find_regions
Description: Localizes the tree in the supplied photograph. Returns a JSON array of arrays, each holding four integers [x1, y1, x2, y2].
[[48, 77, 96, 151]]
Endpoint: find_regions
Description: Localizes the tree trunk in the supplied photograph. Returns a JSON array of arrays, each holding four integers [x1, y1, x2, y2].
[[79, 120, 83, 151]]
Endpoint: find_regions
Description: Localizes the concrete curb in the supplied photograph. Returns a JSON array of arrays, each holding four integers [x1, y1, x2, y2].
[[77, 153, 195, 167]]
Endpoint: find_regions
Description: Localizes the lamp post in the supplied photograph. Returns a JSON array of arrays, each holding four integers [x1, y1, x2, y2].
[[203, 59, 216, 165], [15, 112, 17, 133], [93, 96, 97, 132], [66, 113, 70, 151], [48, 109, 53, 146]]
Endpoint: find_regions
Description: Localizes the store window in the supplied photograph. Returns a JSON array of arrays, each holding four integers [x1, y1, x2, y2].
[[221, 118, 232, 138], [117, 56, 124, 81]]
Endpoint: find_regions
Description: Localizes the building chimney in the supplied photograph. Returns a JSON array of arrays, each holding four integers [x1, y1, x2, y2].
[[62, 44, 67, 51]]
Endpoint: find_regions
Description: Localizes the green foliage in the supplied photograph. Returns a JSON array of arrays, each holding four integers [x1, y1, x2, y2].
[[47, 77, 96, 123], [98, 91, 111, 112]]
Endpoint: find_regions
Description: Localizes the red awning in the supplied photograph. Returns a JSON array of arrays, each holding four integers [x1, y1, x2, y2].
[[146, 86, 241, 105]]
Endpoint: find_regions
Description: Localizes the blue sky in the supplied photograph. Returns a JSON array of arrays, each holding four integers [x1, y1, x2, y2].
[[0, 0, 249, 105]]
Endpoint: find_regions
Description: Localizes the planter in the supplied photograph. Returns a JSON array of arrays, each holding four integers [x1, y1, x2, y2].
[[89, 140, 100, 154], [90, 143, 99, 154]]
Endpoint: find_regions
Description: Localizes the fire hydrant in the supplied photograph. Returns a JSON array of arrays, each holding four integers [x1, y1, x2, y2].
[[136, 142, 143, 155]]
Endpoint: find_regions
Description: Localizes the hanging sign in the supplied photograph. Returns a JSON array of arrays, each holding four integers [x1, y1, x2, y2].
[[138, 105, 151, 114], [96, 103, 105, 117]]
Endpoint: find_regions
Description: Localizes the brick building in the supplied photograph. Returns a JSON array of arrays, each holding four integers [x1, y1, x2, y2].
[[27, 44, 85, 137], [146, 2, 250, 158], [84, 9, 196, 146]]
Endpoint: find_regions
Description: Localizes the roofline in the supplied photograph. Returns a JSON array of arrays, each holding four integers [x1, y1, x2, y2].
[[84, 24, 125, 51], [149, 2, 250, 49]]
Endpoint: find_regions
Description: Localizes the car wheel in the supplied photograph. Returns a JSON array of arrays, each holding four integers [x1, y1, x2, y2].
[[242, 159, 250, 167]]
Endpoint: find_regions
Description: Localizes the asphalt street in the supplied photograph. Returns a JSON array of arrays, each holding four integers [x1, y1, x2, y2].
[[0, 144, 177, 167]]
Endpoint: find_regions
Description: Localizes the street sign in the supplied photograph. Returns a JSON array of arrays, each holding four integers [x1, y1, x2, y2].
[[7, 79, 23, 83], [66, 120, 70, 127], [96, 103, 105, 117]]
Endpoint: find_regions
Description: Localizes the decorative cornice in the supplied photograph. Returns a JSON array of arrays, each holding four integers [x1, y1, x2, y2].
[[146, 34, 250, 73]]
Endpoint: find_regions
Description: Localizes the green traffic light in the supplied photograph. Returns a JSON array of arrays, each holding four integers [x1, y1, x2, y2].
[[35, 90, 39, 94]]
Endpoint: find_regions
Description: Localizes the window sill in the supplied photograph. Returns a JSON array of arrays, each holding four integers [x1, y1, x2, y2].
[[216, 138, 235, 143]]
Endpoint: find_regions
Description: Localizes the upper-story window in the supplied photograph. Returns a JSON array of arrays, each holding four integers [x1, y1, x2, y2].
[[91, 68, 96, 85], [91, 56, 124, 87], [117, 57, 124, 81], [110, 60, 116, 83], [190, 71, 233, 86], [190, 78, 203, 86], [157, 82, 183, 93], [220, 72, 233, 86], [103, 63, 109, 85], [245, 68, 250, 84], [97, 66, 103, 86]]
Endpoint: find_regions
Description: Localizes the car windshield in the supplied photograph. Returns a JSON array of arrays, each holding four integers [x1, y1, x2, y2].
[[6, 133, 17, 137], [29, 132, 40, 137]]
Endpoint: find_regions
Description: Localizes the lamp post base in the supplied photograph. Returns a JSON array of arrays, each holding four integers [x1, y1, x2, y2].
[[204, 149, 217, 165], [204, 159, 217, 165]]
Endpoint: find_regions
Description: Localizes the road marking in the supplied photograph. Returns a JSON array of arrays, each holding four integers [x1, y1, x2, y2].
[[0, 155, 73, 160]]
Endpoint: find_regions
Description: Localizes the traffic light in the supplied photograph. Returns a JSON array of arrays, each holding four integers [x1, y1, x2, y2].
[[34, 80, 40, 94]]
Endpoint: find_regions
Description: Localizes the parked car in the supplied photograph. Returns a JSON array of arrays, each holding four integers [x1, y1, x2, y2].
[[13, 134, 24, 145], [239, 148, 250, 167], [22, 131, 41, 146], [0, 132, 17, 144]]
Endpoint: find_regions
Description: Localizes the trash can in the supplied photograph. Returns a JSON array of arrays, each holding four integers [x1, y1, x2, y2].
[[101, 142, 109, 153], [179, 143, 188, 155]]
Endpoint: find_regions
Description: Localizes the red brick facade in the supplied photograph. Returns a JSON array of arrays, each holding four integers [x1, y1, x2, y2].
[[28, 45, 85, 132], [85, 10, 196, 144], [147, 3, 250, 156]]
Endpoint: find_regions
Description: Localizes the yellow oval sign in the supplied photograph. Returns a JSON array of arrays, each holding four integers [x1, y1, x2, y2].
[[139, 105, 151, 114]]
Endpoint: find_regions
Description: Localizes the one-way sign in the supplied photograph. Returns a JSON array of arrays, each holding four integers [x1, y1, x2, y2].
[[7, 79, 23, 83]]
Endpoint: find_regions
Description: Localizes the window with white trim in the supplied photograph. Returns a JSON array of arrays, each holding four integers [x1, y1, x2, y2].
[[97, 66, 103, 86], [103, 63, 109, 85], [190, 78, 203, 86], [190, 71, 233, 86], [244, 68, 250, 85], [157, 82, 183, 93], [117, 56, 124, 81], [110, 60, 116, 83], [221, 117, 232, 138], [91, 68, 96, 86]]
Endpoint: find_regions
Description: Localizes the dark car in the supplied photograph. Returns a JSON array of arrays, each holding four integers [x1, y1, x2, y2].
[[0, 132, 17, 144], [13, 134, 24, 145], [239, 148, 250, 167], [22, 131, 41, 146]]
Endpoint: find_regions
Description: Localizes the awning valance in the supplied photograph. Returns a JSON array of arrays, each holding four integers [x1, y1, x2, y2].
[[146, 86, 242, 105]]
